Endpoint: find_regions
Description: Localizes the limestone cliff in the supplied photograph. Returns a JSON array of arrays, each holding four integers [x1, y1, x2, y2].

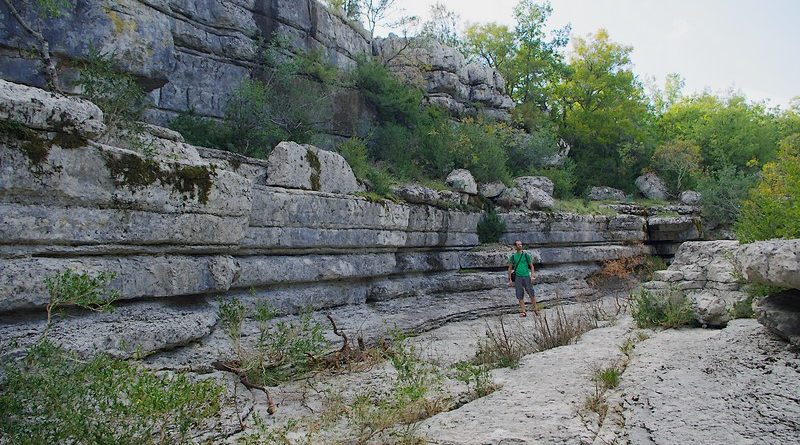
[[0, 0, 515, 137]]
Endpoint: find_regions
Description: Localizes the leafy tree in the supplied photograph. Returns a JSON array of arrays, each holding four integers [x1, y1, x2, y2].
[[419, 2, 461, 48], [659, 93, 782, 172], [462, 0, 569, 107], [648, 73, 686, 116], [325, 0, 360, 20], [696, 165, 756, 230], [650, 139, 702, 194], [2, 0, 75, 91], [735, 133, 800, 242], [557, 29, 654, 191], [463, 22, 516, 74]]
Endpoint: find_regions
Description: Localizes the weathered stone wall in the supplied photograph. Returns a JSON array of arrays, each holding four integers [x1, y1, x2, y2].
[[0, 0, 513, 138], [0, 80, 649, 316]]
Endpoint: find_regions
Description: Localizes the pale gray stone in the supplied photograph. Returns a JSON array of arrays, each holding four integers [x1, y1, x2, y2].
[[479, 181, 506, 199], [755, 289, 800, 346], [446, 169, 478, 195], [680, 190, 702, 205], [265, 141, 360, 194], [621, 319, 800, 444], [635, 172, 669, 200], [739, 239, 800, 290], [588, 186, 626, 201], [523, 186, 555, 210], [514, 176, 555, 197], [391, 184, 441, 205], [494, 187, 524, 208], [0, 79, 105, 137]]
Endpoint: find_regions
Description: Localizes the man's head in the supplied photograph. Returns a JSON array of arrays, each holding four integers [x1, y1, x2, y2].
[[514, 240, 523, 252]]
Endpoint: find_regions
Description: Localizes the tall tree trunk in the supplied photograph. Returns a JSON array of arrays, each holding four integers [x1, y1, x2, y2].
[[3, 0, 62, 92]]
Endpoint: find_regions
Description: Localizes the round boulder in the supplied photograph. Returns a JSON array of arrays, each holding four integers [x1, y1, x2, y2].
[[446, 169, 478, 195], [495, 187, 524, 209], [635, 172, 669, 200], [515, 176, 554, 197], [680, 190, 702, 205], [479, 181, 506, 199], [391, 184, 441, 205], [588, 186, 626, 201]]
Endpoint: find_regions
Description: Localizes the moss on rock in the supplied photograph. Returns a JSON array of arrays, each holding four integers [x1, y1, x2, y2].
[[104, 152, 218, 205], [306, 147, 321, 191]]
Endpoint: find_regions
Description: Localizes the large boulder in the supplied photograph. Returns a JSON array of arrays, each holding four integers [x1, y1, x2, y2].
[[515, 176, 554, 197], [392, 184, 441, 205], [446, 169, 478, 195], [494, 187, 524, 208], [739, 240, 800, 290], [265, 142, 360, 194], [643, 240, 747, 326], [754, 289, 800, 347], [0, 79, 105, 138], [680, 190, 702, 205], [588, 186, 626, 201], [523, 187, 555, 210], [635, 172, 668, 200], [479, 181, 506, 199]]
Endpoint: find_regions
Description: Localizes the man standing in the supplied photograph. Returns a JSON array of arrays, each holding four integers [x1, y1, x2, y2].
[[508, 240, 539, 317]]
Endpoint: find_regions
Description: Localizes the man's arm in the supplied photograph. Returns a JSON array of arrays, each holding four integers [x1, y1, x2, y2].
[[529, 254, 535, 281]]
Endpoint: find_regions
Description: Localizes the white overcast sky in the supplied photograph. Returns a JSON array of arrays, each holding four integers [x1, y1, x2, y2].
[[376, 0, 800, 109]]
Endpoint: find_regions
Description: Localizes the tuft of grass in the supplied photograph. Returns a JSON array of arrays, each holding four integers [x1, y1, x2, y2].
[[474, 316, 538, 369], [593, 365, 622, 390], [631, 287, 695, 329], [530, 304, 594, 351]]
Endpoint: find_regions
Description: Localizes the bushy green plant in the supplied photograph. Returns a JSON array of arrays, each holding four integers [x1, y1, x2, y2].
[[650, 139, 702, 195], [168, 111, 234, 151], [532, 159, 577, 199], [43, 269, 119, 334], [696, 165, 756, 229], [217, 300, 328, 386], [77, 50, 151, 155], [735, 133, 800, 242], [0, 340, 222, 445], [631, 288, 695, 328], [477, 207, 506, 243], [353, 59, 425, 127], [337, 137, 395, 196], [169, 37, 334, 158], [453, 362, 495, 398]]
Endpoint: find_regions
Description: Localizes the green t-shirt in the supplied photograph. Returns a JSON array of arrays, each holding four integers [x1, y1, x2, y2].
[[508, 252, 532, 277]]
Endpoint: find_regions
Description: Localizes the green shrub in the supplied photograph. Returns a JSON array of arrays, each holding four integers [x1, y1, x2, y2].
[[168, 111, 233, 151], [697, 165, 756, 229], [650, 139, 702, 195], [631, 288, 695, 329], [169, 37, 333, 158], [735, 133, 800, 242], [353, 59, 425, 127], [43, 269, 119, 335], [477, 207, 506, 244], [217, 300, 328, 386], [532, 159, 577, 198], [338, 136, 396, 195], [453, 362, 495, 397], [77, 50, 147, 129], [0, 340, 222, 445], [77, 50, 151, 155]]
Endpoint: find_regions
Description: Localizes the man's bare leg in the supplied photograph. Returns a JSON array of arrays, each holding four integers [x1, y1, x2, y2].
[[518, 299, 527, 316]]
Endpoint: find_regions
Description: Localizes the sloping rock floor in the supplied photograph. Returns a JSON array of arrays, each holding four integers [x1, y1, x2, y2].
[[3, 287, 797, 444]]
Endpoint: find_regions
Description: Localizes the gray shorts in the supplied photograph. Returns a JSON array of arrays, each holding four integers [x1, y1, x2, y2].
[[514, 276, 535, 300]]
